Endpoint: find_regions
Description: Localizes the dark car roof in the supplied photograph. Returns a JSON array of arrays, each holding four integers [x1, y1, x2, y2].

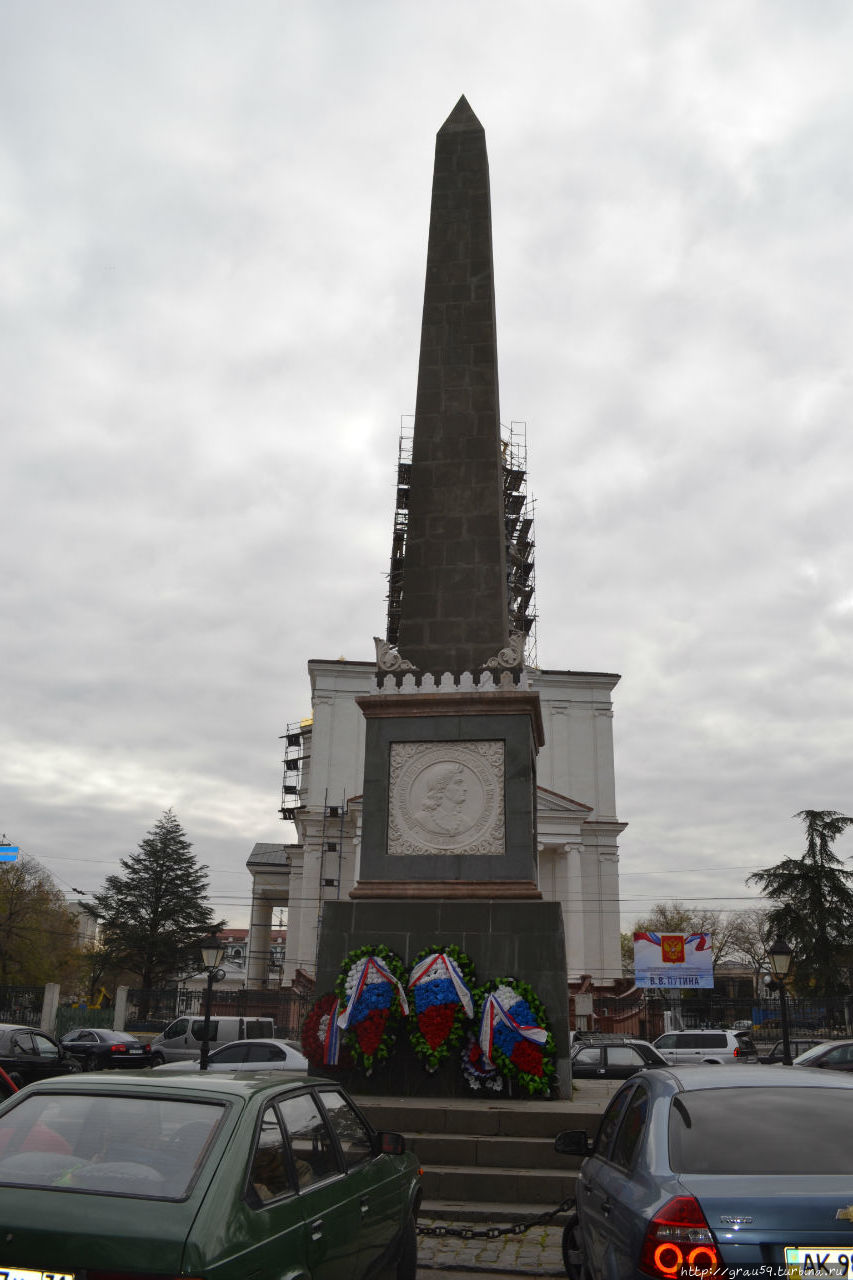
[[0, 1024, 54, 1040], [63, 1028, 139, 1040], [574, 1035, 657, 1046]]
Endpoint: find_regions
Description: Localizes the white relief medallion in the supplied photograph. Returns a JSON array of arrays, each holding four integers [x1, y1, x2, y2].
[[388, 741, 505, 855]]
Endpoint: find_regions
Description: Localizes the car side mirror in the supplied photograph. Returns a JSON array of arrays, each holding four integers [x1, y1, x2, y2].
[[554, 1130, 592, 1156], [378, 1131, 406, 1156]]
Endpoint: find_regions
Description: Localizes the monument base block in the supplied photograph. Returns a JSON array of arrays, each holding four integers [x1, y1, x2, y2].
[[315, 897, 570, 1098], [349, 879, 541, 899]]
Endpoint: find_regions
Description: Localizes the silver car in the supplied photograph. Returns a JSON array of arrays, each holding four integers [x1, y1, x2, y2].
[[151, 1038, 309, 1073], [557, 1064, 853, 1278], [653, 1027, 758, 1065]]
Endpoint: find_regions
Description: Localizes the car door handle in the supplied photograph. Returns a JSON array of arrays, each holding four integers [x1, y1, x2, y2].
[[360, 1197, 370, 1216], [311, 1218, 323, 1241], [601, 1200, 612, 1218]]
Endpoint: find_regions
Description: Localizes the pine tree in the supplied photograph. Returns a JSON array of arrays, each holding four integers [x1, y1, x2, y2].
[[93, 810, 224, 989], [747, 810, 853, 996]]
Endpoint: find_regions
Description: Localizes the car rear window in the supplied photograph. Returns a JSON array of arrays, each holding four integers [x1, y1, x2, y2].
[[0, 1093, 226, 1199], [687, 1033, 727, 1048], [669, 1087, 853, 1174]]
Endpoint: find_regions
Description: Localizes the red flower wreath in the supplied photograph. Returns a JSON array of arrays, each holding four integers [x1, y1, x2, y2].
[[301, 992, 352, 1069]]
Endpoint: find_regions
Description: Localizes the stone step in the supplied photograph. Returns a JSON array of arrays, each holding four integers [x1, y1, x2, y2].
[[405, 1130, 577, 1172], [359, 1096, 605, 1139], [420, 1162, 577, 1206], [356, 1094, 597, 1210], [420, 1199, 574, 1225]]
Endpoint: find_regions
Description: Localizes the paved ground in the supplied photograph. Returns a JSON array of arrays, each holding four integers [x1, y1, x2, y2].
[[416, 1217, 565, 1277]]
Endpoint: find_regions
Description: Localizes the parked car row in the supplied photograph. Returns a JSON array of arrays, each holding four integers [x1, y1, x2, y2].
[[0, 1023, 309, 1089], [571, 1029, 853, 1079], [570, 1028, 760, 1079]]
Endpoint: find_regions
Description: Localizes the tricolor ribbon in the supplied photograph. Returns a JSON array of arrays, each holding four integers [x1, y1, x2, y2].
[[478, 993, 547, 1067], [323, 999, 342, 1064], [337, 955, 410, 1029], [408, 951, 474, 1017], [634, 931, 710, 950]]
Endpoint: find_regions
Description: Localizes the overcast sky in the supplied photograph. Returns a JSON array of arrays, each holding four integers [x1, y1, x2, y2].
[[3, 1, 852, 937]]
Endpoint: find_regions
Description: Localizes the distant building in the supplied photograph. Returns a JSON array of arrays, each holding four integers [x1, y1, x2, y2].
[[66, 900, 98, 949], [181, 927, 288, 992]]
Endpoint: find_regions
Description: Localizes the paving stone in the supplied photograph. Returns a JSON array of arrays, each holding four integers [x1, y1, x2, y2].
[[416, 1215, 564, 1276]]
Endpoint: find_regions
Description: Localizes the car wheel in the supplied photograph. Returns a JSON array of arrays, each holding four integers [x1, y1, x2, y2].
[[8, 1072, 24, 1089], [83, 1053, 100, 1072], [150, 1053, 165, 1067], [395, 1213, 417, 1280], [562, 1210, 588, 1280]]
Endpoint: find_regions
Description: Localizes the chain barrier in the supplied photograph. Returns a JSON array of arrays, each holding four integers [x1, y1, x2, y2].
[[417, 1195, 575, 1239]]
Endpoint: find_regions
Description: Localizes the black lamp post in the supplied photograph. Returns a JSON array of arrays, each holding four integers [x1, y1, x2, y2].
[[768, 936, 793, 1066], [199, 936, 225, 1071]]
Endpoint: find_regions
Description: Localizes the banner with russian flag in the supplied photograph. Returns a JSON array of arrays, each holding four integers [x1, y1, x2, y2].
[[633, 931, 714, 988]]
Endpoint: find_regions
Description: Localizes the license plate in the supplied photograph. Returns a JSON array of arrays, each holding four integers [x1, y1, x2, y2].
[[786, 1248, 853, 1277], [128, 1048, 143, 1053], [0, 1271, 75, 1280]]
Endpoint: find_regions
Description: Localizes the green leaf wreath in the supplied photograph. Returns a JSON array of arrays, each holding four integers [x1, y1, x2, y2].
[[334, 944, 408, 1075], [406, 945, 477, 1073], [475, 977, 556, 1097]]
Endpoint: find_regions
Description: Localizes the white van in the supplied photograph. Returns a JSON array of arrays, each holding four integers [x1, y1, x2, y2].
[[149, 1015, 275, 1066]]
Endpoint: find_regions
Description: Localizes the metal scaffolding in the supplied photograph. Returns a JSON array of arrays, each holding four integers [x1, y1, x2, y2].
[[385, 415, 537, 666]]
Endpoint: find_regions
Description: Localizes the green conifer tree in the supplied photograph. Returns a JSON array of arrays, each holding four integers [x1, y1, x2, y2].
[[747, 810, 853, 996], [93, 810, 224, 990]]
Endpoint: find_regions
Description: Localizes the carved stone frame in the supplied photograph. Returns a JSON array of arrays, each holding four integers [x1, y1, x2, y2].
[[388, 741, 505, 856]]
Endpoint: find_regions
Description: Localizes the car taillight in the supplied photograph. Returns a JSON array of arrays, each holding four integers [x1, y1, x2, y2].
[[110, 1044, 128, 1053], [733, 1047, 740, 1057], [639, 1196, 725, 1278]]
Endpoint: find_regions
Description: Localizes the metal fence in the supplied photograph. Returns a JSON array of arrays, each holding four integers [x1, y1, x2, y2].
[[55, 1005, 116, 1037], [125, 986, 313, 1038], [0, 985, 43, 1028], [591, 991, 853, 1041]]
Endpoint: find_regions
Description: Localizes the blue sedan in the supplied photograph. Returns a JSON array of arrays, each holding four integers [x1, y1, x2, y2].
[[557, 1064, 853, 1279]]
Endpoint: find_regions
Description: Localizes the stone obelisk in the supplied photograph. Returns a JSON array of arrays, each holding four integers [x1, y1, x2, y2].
[[315, 98, 570, 1095], [396, 95, 511, 679]]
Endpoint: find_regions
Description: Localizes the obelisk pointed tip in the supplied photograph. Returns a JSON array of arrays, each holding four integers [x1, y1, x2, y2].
[[439, 95, 484, 134]]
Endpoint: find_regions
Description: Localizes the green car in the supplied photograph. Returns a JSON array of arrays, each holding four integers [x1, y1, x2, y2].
[[0, 1070, 422, 1280]]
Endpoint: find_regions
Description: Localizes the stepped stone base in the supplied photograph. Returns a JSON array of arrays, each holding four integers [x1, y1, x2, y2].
[[356, 1095, 606, 1210]]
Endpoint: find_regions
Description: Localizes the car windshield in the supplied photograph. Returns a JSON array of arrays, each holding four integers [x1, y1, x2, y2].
[[0, 1093, 226, 1199], [669, 1087, 853, 1174]]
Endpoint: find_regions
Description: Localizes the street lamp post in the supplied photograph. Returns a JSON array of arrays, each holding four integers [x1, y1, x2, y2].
[[769, 936, 793, 1066], [199, 936, 226, 1071]]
